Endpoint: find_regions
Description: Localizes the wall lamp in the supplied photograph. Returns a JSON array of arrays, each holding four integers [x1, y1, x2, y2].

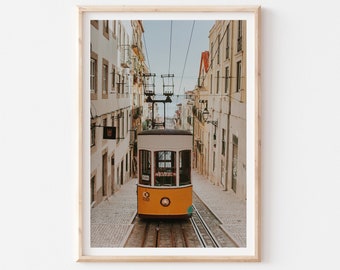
[[202, 107, 218, 127]]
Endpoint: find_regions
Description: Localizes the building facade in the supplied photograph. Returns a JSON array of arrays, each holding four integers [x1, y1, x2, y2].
[[90, 20, 137, 207], [190, 20, 247, 200], [130, 20, 147, 177]]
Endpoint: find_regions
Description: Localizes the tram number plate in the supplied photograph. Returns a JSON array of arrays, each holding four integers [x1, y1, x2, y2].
[[142, 175, 150, 181], [155, 172, 175, 177]]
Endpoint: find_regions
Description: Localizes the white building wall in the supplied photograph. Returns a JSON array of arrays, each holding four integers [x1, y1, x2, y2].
[[90, 20, 133, 206]]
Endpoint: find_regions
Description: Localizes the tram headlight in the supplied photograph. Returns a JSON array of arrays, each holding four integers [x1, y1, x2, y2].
[[160, 197, 170, 207]]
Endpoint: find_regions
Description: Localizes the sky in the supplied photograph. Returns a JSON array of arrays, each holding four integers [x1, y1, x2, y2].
[[141, 20, 215, 117], [142, 20, 215, 95]]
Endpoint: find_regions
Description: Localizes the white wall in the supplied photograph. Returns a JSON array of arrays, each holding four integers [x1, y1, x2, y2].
[[1, 0, 340, 269]]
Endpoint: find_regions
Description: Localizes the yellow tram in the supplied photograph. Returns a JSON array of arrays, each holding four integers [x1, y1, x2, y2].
[[137, 129, 193, 219]]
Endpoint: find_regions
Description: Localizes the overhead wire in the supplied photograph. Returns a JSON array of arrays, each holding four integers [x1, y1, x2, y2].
[[142, 31, 151, 72], [178, 20, 196, 93], [168, 21, 173, 75], [133, 91, 246, 103]]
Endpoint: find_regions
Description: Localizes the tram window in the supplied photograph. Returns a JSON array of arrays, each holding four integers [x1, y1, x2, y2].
[[139, 150, 151, 185], [179, 150, 191, 185], [155, 151, 176, 186]]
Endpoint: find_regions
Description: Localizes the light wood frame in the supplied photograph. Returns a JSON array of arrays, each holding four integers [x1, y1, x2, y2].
[[78, 5, 261, 262]]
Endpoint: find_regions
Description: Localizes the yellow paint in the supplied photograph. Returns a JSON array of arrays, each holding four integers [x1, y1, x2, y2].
[[137, 185, 192, 216]]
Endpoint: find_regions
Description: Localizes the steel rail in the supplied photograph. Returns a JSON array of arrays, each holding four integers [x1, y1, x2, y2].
[[190, 204, 221, 248]]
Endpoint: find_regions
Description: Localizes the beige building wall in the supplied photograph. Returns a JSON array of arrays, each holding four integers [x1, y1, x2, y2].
[[202, 20, 247, 200]]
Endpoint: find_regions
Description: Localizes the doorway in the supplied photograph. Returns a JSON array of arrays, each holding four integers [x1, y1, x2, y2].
[[111, 155, 115, 194], [102, 152, 108, 197]]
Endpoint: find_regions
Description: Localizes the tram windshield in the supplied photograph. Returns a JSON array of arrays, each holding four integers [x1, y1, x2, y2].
[[179, 150, 191, 185], [155, 151, 176, 186]]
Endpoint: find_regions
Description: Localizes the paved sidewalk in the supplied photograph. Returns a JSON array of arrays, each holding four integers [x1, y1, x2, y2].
[[192, 170, 247, 247], [91, 170, 246, 247], [91, 178, 137, 247]]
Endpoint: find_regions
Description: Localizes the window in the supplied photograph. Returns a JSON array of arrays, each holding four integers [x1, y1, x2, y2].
[[103, 20, 109, 39], [90, 52, 98, 99], [117, 74, 124, 94], [216, 71, 220, 94], [213, 151, 216, 171], [102, 118, 107, 139], [179, 150, 191, 186], [121, 110, 124, 139], [139, 150, 151, 185], [236, 61, 242, 92], [225, 66, 229, 93], [116, 113, 120, 143], [122, 75, 126, 94], [210, 74, 213, 94], [91, 121, 96, 147], [226, 24, 230, 59], [237, 21, 243, 52], [118, 22, 122, 45], [111, 65, 116, 93], [155, 151, 176, 186], [91, 176, 96, 205], [116, 73, 121, 94], [232, 135, 239, 193], [126, 153, 128, 172], [102, 58, 108, 98], [217, 34, 220, 65], [126, 110, 129, 136], [222, 129, 226, 156], [112, 21, 116, 38]]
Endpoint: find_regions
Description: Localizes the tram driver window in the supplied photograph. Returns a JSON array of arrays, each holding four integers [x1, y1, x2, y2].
[[139, 150, 151, 185], [179, 150, 191, 185], [155, 151, 176, 186]]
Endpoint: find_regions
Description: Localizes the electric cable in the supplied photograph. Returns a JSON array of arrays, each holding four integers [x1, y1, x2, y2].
[[178, 20, 196, 93]]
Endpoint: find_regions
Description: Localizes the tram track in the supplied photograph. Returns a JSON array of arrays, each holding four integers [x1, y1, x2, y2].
[[124, 217, 198, 247], [190, 204, 221, 247], [124, 193, 239, 248], [192, 192, 239, 247]]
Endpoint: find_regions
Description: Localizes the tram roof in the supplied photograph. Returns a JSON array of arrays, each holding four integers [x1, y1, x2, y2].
[[138, 129, 192, 136]]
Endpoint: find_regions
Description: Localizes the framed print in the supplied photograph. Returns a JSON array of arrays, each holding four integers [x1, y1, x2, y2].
[[78, 5, 261, 262]]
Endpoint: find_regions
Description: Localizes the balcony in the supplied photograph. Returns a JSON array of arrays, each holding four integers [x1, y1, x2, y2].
[[132, 106, 143, 119], [120, 45, 131, 68], [131, 44, 145, 62]]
